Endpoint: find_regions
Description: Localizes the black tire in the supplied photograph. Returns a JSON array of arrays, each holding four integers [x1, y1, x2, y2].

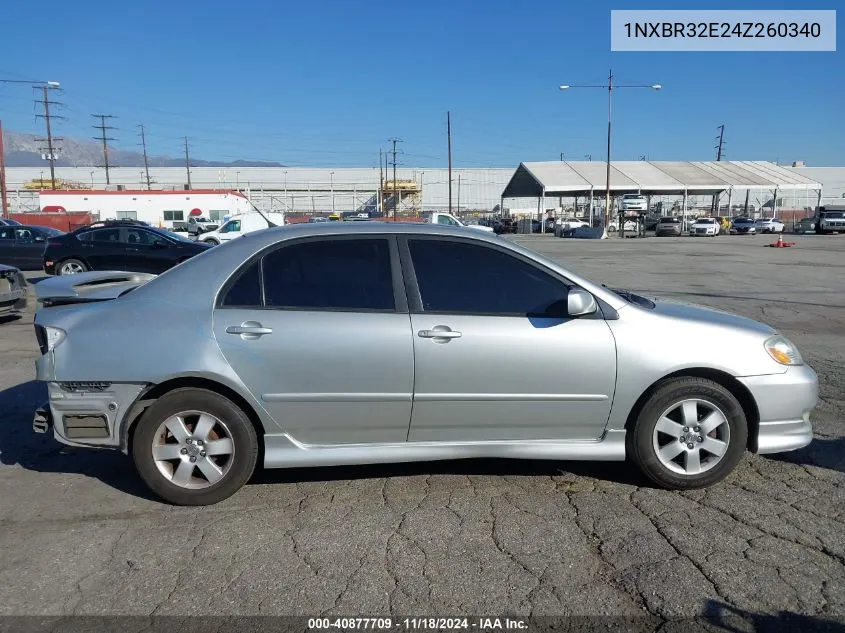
[[202, 237, 219, 245], [56, 258, 88, 275], [628, 377, 747, 489], [132, 388, 258, 505]]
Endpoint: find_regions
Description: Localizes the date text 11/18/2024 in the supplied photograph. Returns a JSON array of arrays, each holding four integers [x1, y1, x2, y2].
[[307, 617, 529, 631]]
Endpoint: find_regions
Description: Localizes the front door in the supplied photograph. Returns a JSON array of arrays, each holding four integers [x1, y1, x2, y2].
[[212, 235, 415, 445], [121, 227, 179, 273], [403, 237, 617, 443], [12, 228, 47, 269]]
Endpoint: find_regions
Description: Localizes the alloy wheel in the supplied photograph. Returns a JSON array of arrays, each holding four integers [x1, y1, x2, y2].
[[651, 399, 731, 476], [151, 410, 235, 489]]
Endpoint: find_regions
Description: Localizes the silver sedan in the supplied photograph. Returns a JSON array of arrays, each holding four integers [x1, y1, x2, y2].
[[32, 223, 817, 505]]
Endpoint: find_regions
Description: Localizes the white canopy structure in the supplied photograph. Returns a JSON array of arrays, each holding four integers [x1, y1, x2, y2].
[[501, 160, 824, 199]]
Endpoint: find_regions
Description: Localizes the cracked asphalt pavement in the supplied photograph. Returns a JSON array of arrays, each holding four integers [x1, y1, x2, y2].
[[0, 234, 843, 624]]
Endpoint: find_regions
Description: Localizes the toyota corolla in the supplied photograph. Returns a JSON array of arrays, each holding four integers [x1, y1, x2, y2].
[[32, 223, 817, 505]]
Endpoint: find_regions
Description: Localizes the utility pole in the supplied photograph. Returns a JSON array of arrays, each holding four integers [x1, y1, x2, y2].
[[138, 124, 152, 189], [378, 148, 384, 216], [91, 114, 116, 185], [447, 111, 453, 215], [35, 85, 64, 190], [713, 124, 726, 214], [184, 137, 192, 189], [0, 120, 8, 216], [387, 137, 402, 221], [715, 124, 725, 161]]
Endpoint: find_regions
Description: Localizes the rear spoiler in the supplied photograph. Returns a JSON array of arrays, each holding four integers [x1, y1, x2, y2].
[[35, 271, 157, 307]]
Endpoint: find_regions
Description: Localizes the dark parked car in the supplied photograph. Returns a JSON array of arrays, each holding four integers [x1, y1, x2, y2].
[[42, 220, 213, 275], [0, 225, 65, 270], [0, 218, 23, 226], [730, 217, 757, 235]]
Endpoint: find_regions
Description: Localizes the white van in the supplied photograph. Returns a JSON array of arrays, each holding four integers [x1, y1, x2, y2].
[[198, 212, 284, 245]]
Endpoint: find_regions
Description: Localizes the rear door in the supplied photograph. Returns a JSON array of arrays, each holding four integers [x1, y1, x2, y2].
[[402, 236, 617, 443], [77, 227, 124, 270], [212, 235, 415, 445]]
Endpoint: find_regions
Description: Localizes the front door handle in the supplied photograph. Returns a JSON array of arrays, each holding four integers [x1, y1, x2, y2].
[[125, 247, 139, 252], [226, 321, 273, 339], [418, 328, 462, 339]]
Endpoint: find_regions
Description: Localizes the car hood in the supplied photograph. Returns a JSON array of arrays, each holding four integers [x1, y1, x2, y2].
[[34, 270, 157, 307], [647, 296, 776, 336]]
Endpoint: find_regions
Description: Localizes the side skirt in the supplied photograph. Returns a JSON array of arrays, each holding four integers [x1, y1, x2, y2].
[[263, 429, 627, 469]]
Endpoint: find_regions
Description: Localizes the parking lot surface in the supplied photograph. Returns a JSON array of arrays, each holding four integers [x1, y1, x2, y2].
[[0, 234, 843, 623]]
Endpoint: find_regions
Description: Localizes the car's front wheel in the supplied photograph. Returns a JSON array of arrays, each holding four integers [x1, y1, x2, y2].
[[132, 388, 258, 505], [202, 237, 220, 245], [629, 377, 747, 489]]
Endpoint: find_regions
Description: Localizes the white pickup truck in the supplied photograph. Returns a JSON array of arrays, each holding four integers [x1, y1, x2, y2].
[[427, 212, 494, 232]]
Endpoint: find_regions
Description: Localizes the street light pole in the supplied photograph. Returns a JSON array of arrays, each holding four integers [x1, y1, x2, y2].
[[559, 71, 660, 238]]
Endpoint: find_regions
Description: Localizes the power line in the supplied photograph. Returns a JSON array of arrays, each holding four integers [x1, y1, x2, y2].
[[34, 85, 64, 190], [138, 124, 152, 189], [91, 114, 116, 185]]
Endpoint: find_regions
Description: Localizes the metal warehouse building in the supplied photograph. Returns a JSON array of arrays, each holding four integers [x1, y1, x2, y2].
[[4, 163, 844, 218]]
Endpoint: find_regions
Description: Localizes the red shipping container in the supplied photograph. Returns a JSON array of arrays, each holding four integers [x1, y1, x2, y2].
[[8, 212, 96, 233]]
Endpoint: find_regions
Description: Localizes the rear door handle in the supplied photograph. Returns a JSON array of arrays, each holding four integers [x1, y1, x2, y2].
[[226, 322, 273, 339], [125, 247, 139, 252], [418, 328, 462, 339]]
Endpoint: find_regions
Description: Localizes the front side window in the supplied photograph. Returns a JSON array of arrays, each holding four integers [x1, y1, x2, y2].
[[219, 220, 240, 233], [408, 239, 570, 315], [124, 228, 168, 246], [263, 238, 394, 311]]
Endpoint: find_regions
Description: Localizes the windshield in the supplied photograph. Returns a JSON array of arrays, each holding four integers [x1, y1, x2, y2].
[[695, 218, 715, 224], [822, 211, 845, 219], [659, 217, 679, 223]]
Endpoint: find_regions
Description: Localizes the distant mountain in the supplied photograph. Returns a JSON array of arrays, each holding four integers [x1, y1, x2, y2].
[[2, 130, 284, 168]]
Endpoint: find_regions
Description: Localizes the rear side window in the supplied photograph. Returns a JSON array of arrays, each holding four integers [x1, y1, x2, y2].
[[79, 228, 121, 242], [220, 238, 395, 311], [263, 238, 394, 311], [220, 260, 262, 307], [408, 239, 569, 315]]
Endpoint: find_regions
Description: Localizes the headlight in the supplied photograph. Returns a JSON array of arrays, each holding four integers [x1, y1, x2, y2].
[[44, 326, 66, 352], [764, 335, 804, 366]]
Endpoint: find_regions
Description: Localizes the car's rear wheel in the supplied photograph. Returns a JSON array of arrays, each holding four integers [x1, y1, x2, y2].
[[629, 377, 747, 489], [132, 388, 258, 505], [57, 258, 87, 275]]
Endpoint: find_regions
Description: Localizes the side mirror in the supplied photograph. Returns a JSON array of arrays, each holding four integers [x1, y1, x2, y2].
[[567, 288, 598, 317], [34, 236, 45, 242]]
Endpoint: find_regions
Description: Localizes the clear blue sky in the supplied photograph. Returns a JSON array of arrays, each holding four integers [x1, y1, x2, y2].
[[1, 0, 842, 167]]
